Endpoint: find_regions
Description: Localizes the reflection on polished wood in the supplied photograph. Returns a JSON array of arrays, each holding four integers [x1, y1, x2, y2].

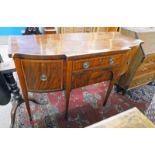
[[9, 32, 142, 57], [9, 33, 142, 123], [87, 107, 155, 128]]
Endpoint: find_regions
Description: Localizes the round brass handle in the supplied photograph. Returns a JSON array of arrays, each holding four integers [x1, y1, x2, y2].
[[40, 74, 48, 81], [109, 58, 114, 64], [83, 62, 90, 69]]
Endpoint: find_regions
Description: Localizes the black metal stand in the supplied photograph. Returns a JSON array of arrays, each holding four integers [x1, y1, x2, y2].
[[3, 73, 24, 127]]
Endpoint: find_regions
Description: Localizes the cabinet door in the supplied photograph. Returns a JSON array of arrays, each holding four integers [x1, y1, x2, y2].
[[21, 59, 64, 92]]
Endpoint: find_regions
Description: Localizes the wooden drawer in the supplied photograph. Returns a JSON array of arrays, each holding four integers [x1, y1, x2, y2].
[[72, 69, 113, 89], [129, 71, 155, 89], [21, 60, 64, 92], [73, 54, 123, 71]]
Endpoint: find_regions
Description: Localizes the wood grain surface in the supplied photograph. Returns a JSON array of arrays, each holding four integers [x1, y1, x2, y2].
[[120, 28, 155, 90], [87, 107, 155, 128], [10, 33, 142, 120]]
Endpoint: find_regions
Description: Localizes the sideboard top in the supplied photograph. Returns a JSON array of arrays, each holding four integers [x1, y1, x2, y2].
[[9, 32, 142, 58]]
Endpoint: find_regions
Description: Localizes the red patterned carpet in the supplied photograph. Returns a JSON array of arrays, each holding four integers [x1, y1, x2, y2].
[[14, 81, 149, 128]]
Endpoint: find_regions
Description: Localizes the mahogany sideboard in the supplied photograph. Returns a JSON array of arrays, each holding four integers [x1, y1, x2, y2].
[[9, 32, 142, 122], [118, 27, 155, 92]]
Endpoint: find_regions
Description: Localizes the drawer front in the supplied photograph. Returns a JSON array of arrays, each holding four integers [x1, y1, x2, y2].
[[72, 69, 113, 89], [129, 71, 155, 89], [21, 60, 64, 92], [73, 54, 123, 71]]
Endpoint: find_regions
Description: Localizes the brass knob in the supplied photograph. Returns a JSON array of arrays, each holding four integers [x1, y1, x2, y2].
[[109, 58, 114, 64], [40, 74, 48, 81], [83, 62, 90, 69]]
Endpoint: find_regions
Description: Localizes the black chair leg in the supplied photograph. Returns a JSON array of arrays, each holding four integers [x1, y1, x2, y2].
[[3, 72, 24, 127]]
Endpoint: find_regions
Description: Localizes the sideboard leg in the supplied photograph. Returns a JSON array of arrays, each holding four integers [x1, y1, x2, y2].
[[3, 72, 24, 128], [103, 80, 115, 107], [65, 61, 73, 120], [65, 90, 71, 120]]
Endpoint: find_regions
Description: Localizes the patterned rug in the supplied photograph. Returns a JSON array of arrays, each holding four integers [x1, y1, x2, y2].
[[14, 81, 155, 128], [145, 94, 155, 124]]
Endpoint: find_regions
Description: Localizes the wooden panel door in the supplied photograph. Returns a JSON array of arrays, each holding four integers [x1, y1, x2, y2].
[[21, 59, 64, 92]]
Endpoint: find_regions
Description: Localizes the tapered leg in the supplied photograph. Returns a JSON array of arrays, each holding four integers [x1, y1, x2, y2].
[[23, 92, 33, 123], [65, 60, 73, 120], [65, 89, 71, 120], [13, 59, 34, 127], [103, 79, 115, 107]]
